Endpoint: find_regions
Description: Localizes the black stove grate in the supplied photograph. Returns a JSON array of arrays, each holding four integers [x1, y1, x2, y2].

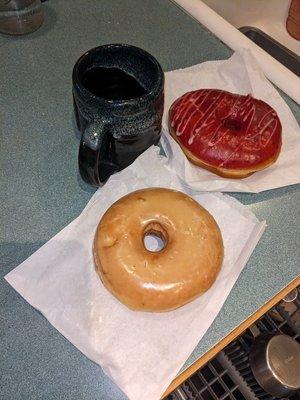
[[168, 357, 247, 400], [166, 288, 300, 400]]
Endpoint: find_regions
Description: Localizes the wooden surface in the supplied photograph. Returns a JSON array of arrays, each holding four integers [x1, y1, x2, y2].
[[287, 0, 300, 40], [163, 275, 300, 398]]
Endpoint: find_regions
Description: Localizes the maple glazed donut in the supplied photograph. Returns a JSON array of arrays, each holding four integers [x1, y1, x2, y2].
[[169, 89, 282, 178], [93, 188, 224, 312]]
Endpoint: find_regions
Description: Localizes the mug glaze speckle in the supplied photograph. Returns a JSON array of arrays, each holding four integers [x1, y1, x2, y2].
[[72, 44, 164, 186]]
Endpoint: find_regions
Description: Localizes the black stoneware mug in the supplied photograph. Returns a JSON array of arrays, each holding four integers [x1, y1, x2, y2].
[[72, 44, 164, 186]]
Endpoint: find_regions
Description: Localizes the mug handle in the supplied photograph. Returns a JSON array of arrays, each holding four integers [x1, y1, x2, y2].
[[78, 119, 118, 186]]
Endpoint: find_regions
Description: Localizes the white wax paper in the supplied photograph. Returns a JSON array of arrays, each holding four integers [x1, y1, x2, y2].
[[161, 50, 300, 192], [5, 147, 265, 400]]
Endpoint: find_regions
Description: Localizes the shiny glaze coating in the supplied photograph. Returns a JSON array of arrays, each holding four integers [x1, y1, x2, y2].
[[169, 89, 282, 175], [93, 188, 224, 312]]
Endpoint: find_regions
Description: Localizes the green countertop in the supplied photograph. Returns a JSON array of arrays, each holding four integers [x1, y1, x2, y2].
[[0, 1, 299, 399]]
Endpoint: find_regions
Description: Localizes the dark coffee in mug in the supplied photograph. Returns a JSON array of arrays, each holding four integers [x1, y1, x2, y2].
[[82, 67, 147, 100], [72, 44, 164, 186]]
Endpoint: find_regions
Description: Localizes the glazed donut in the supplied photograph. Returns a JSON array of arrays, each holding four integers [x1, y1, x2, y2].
[[169, 89, 282, 178], [93, 188, 224, 312]]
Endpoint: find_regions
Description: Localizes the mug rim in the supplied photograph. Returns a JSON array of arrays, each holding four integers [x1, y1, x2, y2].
[[72, 43, 164, 107]]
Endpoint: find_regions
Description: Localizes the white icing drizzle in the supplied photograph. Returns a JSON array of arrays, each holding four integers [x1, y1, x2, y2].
[[173, 91, 198, 124], [220, 113, 278, 167], [242, 104, 256, 123], [188, 133, 195, 145], [176, 91, 205, 134], [258, 109, 274, 127], [218, 95, 241, 119], [207, 124, 228, 147], [219, 141, 245, 167], [203, 94, 247, 150], [186, 91, 224, 144], [180, 108, 202, 136], [258, 118, 278, 147], [239, 95, 253, 116], [244, 106, 256, 136], [172, 90, 279, 167]]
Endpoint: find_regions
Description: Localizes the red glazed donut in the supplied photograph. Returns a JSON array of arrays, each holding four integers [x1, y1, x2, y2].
[[168, 89, 282, 178]]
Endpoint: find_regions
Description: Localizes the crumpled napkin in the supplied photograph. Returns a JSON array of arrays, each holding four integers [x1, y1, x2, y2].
[[5, 147, 266, 400], [161, 50, 300, 192]]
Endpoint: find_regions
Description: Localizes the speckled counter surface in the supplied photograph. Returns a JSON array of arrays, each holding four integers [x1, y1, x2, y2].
[[0, 1, 299, 399]]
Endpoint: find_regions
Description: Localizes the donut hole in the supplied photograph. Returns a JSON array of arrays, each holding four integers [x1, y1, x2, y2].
[[144, 233, 165, 252], [143, 222, 168, 253], [222, 118, 242, 132]]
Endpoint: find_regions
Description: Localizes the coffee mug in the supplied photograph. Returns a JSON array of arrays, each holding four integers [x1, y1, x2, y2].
[[72, 44, 164, 186]]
